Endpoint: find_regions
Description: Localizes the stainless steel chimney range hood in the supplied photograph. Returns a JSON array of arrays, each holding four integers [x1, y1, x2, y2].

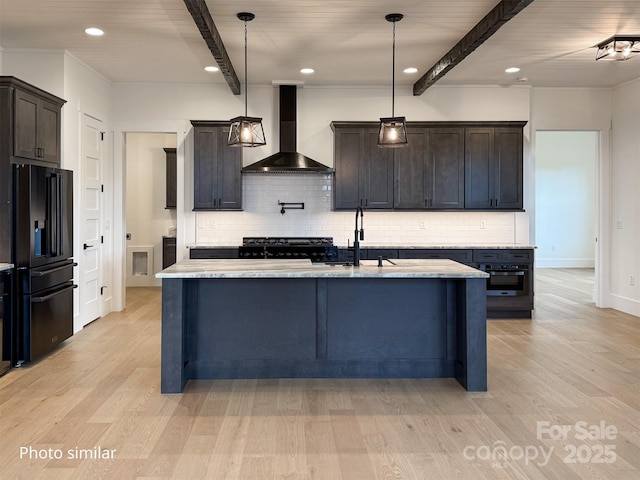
[[242, 85, 333, 174]]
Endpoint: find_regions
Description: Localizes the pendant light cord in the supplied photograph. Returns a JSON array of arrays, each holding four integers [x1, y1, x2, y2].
[[244, 19, 248, 117], [392, 20, 396, 117]]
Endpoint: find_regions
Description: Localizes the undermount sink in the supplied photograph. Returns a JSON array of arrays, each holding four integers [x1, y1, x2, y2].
[[315, 259, 396, 267], [314, 261, 353, 267]]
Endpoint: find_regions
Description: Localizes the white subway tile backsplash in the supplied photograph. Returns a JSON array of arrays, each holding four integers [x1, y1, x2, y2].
[[195, 174, 518, 246]]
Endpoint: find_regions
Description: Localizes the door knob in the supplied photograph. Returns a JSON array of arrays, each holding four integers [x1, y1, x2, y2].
[[83, 243, 94, 250]]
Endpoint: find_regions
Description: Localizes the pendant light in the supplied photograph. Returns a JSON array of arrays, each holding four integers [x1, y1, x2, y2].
[[228, 12, 266, 147], [378, 13, 408, 148]]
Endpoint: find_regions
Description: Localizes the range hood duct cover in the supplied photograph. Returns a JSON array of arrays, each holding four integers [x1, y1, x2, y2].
[[242, 85, 333, 173]]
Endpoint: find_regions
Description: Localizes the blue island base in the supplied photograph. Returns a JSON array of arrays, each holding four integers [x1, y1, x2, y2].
[[161, 277, 487, 393]]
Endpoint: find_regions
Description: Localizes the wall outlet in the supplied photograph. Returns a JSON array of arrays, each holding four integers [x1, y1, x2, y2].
[[480, 219, 486, 229], [616, 220, 623, 229], [631, 275, 635, 286], [419, 221, 426, 229]]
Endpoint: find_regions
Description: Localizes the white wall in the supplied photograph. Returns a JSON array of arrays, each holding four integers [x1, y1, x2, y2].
[[1, 49, 65, 98], [535, 131, 597, 267], [125, 133, 177, 287], [62, 53, 113, 327], [529, 84, 640, 317], [609, 79, 640, 316]]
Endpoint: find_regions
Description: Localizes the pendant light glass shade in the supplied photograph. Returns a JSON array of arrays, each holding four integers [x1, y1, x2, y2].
[[229, 116, 266, 147], [378, 13, 408, 148], [378, 116, 408, 147], [228, 12, 266, 147]]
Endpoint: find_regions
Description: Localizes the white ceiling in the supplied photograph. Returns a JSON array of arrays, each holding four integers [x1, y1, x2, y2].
[[1, 0, 639, 90]]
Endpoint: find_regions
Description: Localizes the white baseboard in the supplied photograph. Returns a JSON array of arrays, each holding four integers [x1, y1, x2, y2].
[[535, 258, 595, 268], [609, 294, 640, 318]]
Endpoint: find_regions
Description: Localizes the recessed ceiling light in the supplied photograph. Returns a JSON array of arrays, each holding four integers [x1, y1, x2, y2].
[[300, 68, 315, 74], [84, 27, 104, 36], [204, 66, 219, 72], [505, 67, 520, 73], [403, 67, 418, 74]]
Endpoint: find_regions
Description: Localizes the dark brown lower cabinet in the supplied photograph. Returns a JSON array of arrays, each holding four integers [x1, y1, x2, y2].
[[340, 246, 534, 318], [189, 248, 239, 259]]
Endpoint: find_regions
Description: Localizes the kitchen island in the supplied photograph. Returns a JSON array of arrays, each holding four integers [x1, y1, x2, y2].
[[157, 259, 489, 393]]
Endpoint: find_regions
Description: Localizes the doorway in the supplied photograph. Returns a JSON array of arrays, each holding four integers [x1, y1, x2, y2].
[[534, 131, 599, 298], [124, 133, 177, 288]]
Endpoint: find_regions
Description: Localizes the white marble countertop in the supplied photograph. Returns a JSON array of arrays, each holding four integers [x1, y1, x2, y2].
[[0, 263, 13, 272], [157, 258, 489, 279]]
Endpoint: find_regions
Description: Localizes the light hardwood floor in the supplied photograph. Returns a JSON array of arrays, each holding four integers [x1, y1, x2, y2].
[[1, 269, 639, 479]]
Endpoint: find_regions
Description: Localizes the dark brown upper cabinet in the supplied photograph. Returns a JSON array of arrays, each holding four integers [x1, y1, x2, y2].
[[333, 121, 525, 211], [465, 125, 524, 210], [1, 77, 65, 167], [332, 125, 393, 210], [191, 121, 242, 211], [394, 127, 464, 209], [164, 147, 176, 209]]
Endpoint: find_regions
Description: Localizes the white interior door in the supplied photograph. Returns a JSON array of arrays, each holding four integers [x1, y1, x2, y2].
[[80, 114, 103, 326]]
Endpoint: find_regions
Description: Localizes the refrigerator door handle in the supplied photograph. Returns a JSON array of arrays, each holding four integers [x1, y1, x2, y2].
[[46, 172, 64, 258], [46, 173, 56, 257], [31, 284, 77, 303], [30, 262, 78, 277], [49, 173, 62, 257]]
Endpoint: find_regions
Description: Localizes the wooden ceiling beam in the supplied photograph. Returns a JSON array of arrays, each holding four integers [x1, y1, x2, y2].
[[413, 0, 535, 96], [183, 0, 241, 95]]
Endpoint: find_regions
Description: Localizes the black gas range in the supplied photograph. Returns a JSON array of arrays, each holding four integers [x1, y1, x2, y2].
[[239, 237, 338, 262]]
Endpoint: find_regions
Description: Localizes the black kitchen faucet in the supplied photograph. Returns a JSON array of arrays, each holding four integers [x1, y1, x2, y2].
[[353, 207, 364, 266]]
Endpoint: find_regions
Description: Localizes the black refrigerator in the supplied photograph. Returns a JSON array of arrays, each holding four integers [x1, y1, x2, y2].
[[13, 164, 75, 364], [0, 268, 11, 374]]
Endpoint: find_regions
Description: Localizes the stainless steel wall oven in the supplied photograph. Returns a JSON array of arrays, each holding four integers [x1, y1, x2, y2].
[[480, 264, 529, 296]]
